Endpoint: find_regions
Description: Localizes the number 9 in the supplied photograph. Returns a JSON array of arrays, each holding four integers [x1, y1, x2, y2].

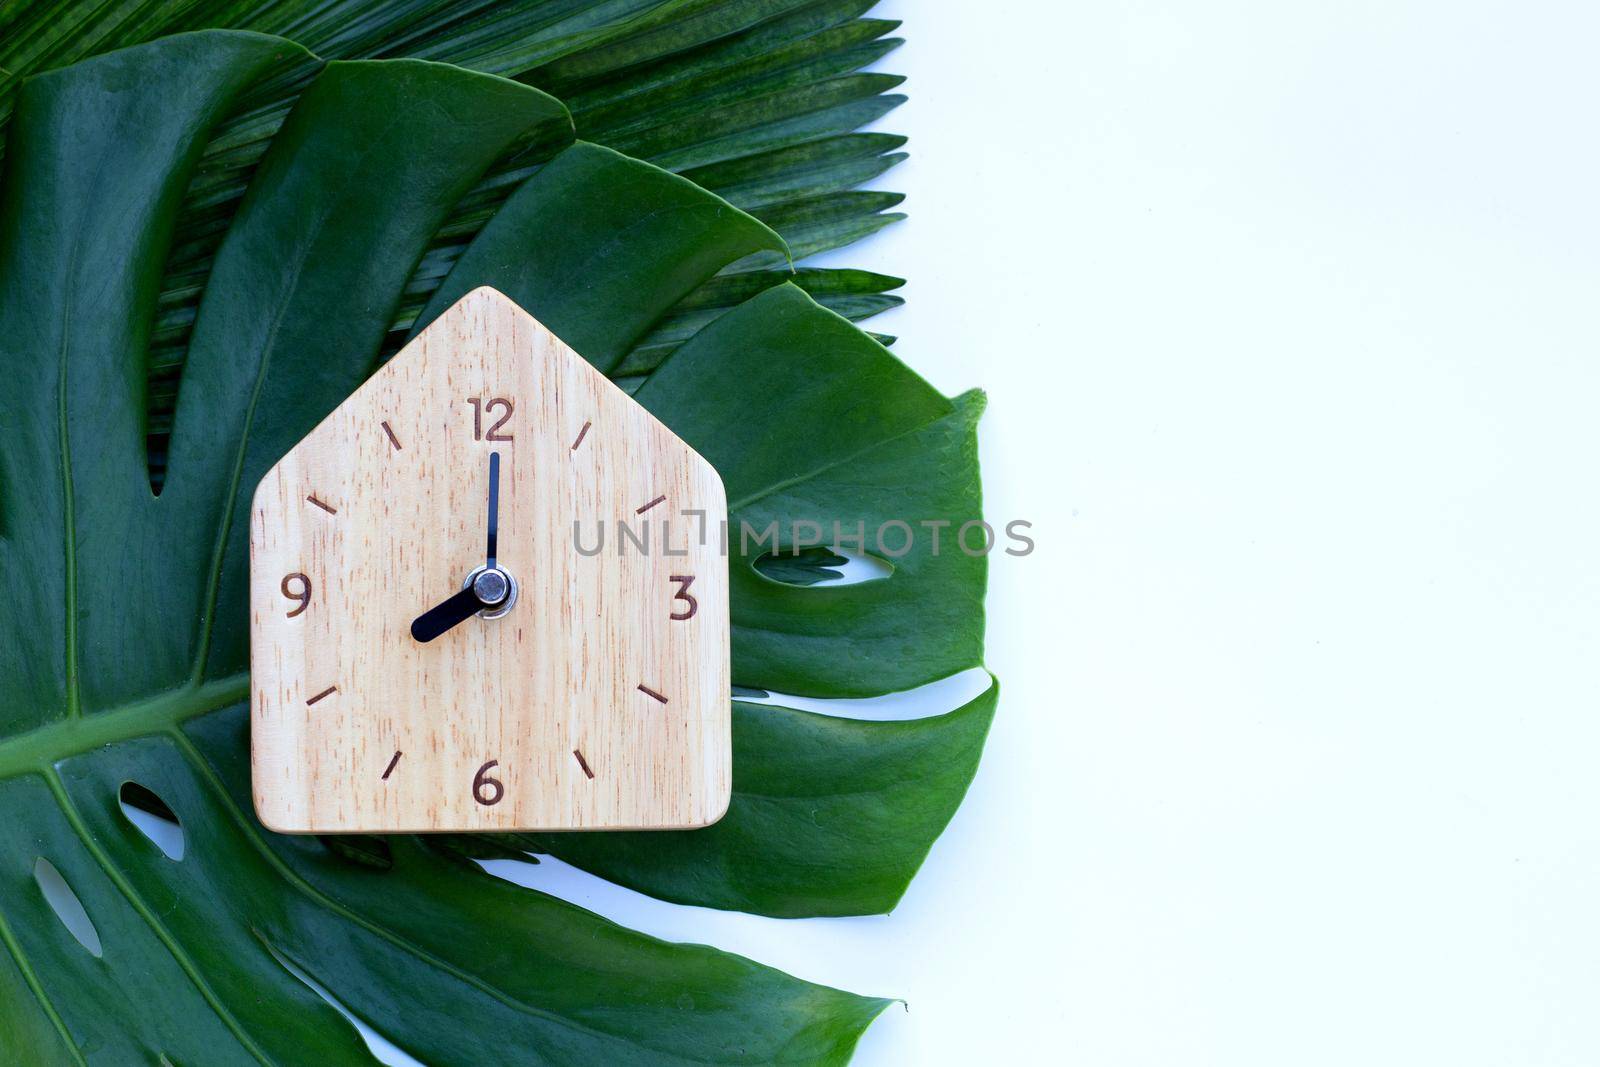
[[281, 572, 311, 618]]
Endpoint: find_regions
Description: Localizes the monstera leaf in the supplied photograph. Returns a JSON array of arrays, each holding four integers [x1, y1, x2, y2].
[[0, 30, 993, 1063], [0, 0, 912, 488]]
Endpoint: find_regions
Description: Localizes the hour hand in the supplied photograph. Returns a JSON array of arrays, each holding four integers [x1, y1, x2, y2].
[[410, 586, 484, 643]]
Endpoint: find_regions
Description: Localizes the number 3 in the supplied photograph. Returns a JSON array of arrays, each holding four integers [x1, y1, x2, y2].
[[669, 575, 698, 621]]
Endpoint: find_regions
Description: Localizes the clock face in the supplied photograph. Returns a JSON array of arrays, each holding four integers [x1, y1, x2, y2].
[[249, 288, 731, 833]]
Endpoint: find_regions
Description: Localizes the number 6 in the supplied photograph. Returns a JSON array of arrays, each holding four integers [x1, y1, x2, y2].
[[473, 760, 504, 806]]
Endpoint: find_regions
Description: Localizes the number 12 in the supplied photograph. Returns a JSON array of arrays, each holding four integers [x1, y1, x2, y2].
[[467, 397, 514, 441]]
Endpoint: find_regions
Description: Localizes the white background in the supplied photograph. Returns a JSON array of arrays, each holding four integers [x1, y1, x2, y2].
[[467, 2, 1600, 1063]]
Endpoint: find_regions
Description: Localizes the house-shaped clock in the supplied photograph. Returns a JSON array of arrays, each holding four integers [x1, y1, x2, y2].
[[249, 287, 731, 833]]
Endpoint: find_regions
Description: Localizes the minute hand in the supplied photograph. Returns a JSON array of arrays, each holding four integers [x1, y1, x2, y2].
[[485, 451, 500, 568]]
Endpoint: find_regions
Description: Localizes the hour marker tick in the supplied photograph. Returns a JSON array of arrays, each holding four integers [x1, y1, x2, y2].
[[637, 684, 667, 704], [381, 420, 402, 450], [570, 421, 591, 451], [382, 751, 403, 780], [306, 494, 337, 515], [306, 685, 337, 706], [635, 494, 666, 514], [572, 749, 595, 779]]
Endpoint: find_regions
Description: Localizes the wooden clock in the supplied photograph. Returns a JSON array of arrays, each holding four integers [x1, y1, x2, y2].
[[248, 287, 731, 834]]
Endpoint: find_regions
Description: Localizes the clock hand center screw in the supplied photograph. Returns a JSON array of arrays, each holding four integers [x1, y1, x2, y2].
[[464, 563, 518, 619], [473, 568, 509, 606]]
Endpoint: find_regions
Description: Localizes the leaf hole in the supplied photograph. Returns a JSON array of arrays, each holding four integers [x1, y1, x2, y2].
[[427, 834, 541, 865], [743, 666, 994, 722], [119, 781, 185, 861], [32, 858, 102, 958], [752, 545, 894, 587], [318, 835, 393, 871], [263, 941, 421, 1066]]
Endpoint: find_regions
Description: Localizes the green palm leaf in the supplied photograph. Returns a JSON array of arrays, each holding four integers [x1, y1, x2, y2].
[[0, 0, 909, 488], [0, 29, 991, 1061]]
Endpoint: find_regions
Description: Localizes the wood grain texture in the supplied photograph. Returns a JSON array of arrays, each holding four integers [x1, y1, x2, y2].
[[250, 287, 731, 833]]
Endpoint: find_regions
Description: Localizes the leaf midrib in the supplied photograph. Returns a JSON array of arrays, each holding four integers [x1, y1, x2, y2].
[[189, 103, 409, 682], [0, 683, 784, 1063], [0, 674, 248, 782], [56, 206, 82, 721]]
